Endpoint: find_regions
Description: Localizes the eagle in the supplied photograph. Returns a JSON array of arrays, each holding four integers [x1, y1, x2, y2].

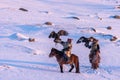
[[48, 30, 69, 43]]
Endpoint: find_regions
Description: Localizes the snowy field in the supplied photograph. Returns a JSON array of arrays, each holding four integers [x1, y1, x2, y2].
[[0, 0, 120, 80]]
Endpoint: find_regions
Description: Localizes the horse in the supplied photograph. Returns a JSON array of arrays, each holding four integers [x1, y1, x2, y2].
[[49, 48, 80, 73], [89, 51, 100, 69], [76, 36, 96, 48]]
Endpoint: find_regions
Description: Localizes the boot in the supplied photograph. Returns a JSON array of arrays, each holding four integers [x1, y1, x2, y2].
[[63, 54, 68, 62]]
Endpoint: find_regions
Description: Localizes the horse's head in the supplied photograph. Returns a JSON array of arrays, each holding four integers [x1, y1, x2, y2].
[[49, 48, 57, 57], [48, 31, 56, 38], [76, 36, 86, 44]]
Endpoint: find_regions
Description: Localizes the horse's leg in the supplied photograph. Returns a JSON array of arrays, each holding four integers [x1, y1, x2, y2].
[[95, 63, 98, 69], [95, 55, 100, 69], [96, 54, 100, 68], [91, 62, 94, 69], [92, 63, 97, 69], [89, 53, 92, 63], [69, 64, 74, 72], [59, 64, 63, 73], [96, 63, 99, 69], [97, 63, 99, 69], [98, 55, 100, 63], [96, 62, 99, 69], [92, 63, 95, 69]]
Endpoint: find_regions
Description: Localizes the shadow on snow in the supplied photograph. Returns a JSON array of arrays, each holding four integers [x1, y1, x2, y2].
[[0, 59, 58, 72]]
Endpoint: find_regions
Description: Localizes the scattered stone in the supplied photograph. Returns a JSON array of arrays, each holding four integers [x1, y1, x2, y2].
[[66, 16, 80, 20], [39, 11, 49, 14], [28, 38, 35, 42], [91, 28, 96, 32], [70, 16, 80, 20], [98, 17, 102, 20], [67, 16, 80, 20], [107, 26, 112, 30], [113, 15, 120, 19], [44, 22, 53, 25], [110, 36, 117, 41], [115, 5, 120, 9], [19, 8, 28, 12]]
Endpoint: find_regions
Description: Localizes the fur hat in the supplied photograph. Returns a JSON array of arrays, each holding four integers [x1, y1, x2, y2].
[[93, 39, 98, 43]]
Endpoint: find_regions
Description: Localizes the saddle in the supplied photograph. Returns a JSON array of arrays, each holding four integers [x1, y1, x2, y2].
[[61, 51, 70, 62]]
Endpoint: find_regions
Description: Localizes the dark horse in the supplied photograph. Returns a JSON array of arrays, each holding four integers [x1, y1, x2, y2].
[[89, 51, 100, 69], [49, 48, 80, 73], [76, 36, 96, 48], [48, 30, 69, 43]]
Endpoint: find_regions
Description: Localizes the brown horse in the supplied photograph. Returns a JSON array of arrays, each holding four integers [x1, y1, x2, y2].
[[49, 48, 80, 73], [89, 51, 100, 69]]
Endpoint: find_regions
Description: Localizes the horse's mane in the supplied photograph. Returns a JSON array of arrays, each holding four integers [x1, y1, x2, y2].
[[52, 48, 63, 56]]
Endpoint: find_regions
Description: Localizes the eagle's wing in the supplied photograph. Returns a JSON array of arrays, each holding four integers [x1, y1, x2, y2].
[[48, 31, 56, 38], [57, 30, 69, 36]]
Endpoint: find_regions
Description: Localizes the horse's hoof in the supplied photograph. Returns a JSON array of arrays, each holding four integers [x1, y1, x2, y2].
[[61, 71, 64, 73], [76, 71, 80, 73]]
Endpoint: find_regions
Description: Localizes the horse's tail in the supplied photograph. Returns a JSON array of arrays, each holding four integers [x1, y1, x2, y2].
[[72, 54, 80, 73], [76, 56, 80, 73]]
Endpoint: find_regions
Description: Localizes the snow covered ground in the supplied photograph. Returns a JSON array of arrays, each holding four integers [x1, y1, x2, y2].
[[0, 0, 120, 80]]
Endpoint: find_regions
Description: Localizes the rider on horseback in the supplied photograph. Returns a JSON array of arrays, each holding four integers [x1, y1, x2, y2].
[[60, 38, 72, 62], [89, 39, 100, 63]]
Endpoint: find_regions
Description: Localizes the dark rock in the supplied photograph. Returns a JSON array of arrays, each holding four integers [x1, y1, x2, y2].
[[71, 16, 80, 20], [115, 5, 120, 9], [44, 22, 53, 25], [28, 38, 35, 42], [110, 36, 117, 41], [107, 26, 112, 30], [91, 28, 96, 32], [113, 15, 120, 19], [19, 8, 28, 12]]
